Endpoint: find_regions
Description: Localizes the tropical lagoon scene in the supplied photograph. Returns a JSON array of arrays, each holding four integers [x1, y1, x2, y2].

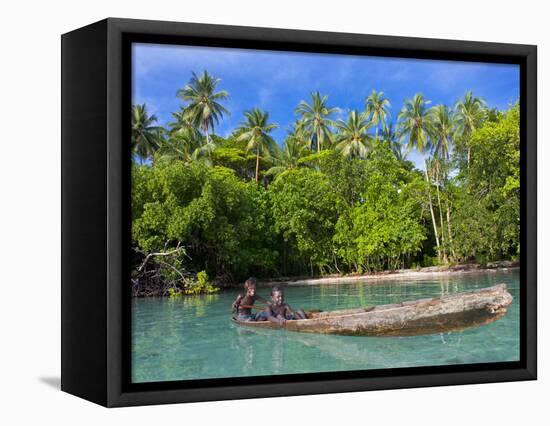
[[130, 43, 520, 383]]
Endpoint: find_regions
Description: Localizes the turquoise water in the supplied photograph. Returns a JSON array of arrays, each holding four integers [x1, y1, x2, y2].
[[131, 270, 520, 383]]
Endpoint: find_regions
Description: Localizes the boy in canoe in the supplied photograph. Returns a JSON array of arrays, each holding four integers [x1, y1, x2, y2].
[[232, 277, 269, 321], [262, 287, 307, 324]]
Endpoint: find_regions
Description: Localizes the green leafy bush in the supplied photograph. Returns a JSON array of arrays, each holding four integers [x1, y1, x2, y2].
[[184, 271, 219, 295]]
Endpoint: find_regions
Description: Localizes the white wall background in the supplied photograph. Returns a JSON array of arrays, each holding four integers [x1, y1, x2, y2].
[[1, 0, 546, 423]]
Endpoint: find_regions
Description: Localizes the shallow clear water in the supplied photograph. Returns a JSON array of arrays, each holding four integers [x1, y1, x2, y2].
[[131, 270, 519, 383]]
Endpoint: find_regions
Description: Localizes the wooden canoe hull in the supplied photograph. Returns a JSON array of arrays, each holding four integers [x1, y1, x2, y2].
[[231, 284, 513, 336]]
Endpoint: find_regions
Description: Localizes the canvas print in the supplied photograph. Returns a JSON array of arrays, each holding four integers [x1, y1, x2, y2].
[[130, 43, 520, 384]]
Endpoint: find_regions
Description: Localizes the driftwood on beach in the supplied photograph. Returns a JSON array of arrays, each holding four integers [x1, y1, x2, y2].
[[232, 284, 513, 336]]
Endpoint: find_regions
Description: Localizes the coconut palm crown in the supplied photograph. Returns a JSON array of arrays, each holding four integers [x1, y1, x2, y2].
[[131, 103, 163, 163], [266, 134, 311, 179], [454, 91, 486, 167], [237, 108, 278, 182], [157, 127, 215, 164], [334, 110, 374, 159], [176, 70, 229, 143], [168, 107, 198, 135], [430, 104, 456, 161], [398, 93, 434, 156], [295, 92, 338, 153], [380, 122, 406, 161], [365, 90, 391, 138]]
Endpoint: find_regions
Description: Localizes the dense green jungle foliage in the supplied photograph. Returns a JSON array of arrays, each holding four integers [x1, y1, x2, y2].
[[131, 71, 519, 295]]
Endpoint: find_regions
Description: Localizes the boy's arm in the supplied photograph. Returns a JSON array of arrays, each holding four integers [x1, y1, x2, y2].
[[232, 294, 243, 309]]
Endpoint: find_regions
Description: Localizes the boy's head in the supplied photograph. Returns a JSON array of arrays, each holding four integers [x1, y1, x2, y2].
[[244, 277, 257, 296], [271, 287, 284, 306]]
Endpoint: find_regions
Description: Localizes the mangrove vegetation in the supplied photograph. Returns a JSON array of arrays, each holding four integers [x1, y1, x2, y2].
[[131, 70, 520, 296]]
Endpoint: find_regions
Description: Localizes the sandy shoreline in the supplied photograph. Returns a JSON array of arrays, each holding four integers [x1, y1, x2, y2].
[[257, 264, 519, 287]]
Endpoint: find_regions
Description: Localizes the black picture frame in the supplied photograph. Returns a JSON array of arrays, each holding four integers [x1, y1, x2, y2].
[[61, 17, 537, 407]]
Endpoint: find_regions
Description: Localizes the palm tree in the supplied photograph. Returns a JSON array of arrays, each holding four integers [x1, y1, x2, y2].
[[454, 91, 486, 167], [131, 104, 163, 164], [430, 105, 454, 161], [380, 123, 406, 161], [157, 127, 214, 164], [295, 92, 338, 153], [168, 107, 196, 135], [430, 104, 457, 260], [398, 94, 441, 260], [289, 121, 312, 149], [429, 154, 455, 262], [237, 108, 278, 182], [266, 134, 310, 178], [365, 90, 391, 140], [334, 110, 374, 159], [176, 70, 229, 144]]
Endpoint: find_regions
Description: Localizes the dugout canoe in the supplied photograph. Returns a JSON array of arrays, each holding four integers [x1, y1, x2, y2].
[[231, 284, 513, 336]]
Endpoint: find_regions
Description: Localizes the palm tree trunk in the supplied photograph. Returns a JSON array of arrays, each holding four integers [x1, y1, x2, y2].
[[435, 179, 447, 263], [317, 129, 321, 153], [255, 145, 260, 183], [423, 157, 441, 261], [445, 201, 456, 259], [204, 123, 210, 145], [466, 129, 472, 169]]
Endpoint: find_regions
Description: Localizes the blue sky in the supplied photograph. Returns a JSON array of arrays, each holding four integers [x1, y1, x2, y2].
[[132, 43, 519, 167]]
